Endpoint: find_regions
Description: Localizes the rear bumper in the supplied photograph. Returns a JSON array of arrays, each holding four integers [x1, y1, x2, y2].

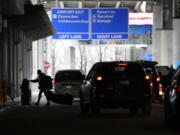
[[93, 96, 151, 109]]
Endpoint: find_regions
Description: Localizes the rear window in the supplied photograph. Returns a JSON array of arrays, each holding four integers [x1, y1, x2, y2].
[[86, 64, 127, 80], [156, 66, 170, 76], [87, 62, 145, 80], [55, 71, 83, 81], [102, 66, 126, 74]]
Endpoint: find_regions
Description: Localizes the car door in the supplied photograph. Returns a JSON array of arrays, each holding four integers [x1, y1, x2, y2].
[[80, 65, 98, 104], [168, 67, 180, 104]]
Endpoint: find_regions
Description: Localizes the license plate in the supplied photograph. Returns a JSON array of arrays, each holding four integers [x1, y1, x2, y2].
[[66, 85, 72, 89]]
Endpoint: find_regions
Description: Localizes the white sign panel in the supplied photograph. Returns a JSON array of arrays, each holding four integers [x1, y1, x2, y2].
[[129, 13, 153, 25]]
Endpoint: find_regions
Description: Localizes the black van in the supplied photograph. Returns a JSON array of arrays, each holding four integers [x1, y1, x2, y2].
[[79, 61, 153, 115]]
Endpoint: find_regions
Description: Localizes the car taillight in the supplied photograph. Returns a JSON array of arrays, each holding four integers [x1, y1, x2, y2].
[[96, 76, 103, 81], [175, 86, 180, 92], [159, 84, 163, 95], [157, 76, 161, 82], [145, 75, 150, 80], [118, 63, 127, 67], [52, 80, 56, 84]]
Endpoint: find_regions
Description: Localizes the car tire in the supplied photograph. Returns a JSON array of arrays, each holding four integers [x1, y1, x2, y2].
[[79, 92, 90, 115], [90, 96, 100, 115], [164, 100, 177, 128], [142, 102, 151, 116]]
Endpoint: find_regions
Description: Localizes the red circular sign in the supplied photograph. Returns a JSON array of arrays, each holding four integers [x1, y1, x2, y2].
[[44, 61, 50, 69]]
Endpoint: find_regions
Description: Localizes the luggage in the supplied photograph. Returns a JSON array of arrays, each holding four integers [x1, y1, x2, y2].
[[45, 91, 73, 105], [21, 79, 31, 105]]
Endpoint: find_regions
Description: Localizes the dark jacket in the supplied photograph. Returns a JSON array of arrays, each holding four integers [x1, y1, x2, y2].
[[31, 73, 46, 90]]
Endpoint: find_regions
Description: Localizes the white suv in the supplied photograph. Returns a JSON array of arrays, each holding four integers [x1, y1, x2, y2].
[[54, 70, 85, 98]]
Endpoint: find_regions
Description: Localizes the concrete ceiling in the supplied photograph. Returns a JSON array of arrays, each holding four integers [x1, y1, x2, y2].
[[40, 0, 158, 12]]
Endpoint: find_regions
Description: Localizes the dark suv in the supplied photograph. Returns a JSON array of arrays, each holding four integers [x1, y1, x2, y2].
[[79, 61, 153, 115]]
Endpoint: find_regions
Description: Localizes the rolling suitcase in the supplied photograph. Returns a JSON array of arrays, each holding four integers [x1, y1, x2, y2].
[[45, 91, 73, 105]]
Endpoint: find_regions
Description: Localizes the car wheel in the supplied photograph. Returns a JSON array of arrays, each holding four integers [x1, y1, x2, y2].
[[79, 92, 90, 115], [90, 97, 100, 115], [142, 102, 151, 115], [164, 100, 177, 128], [165, 109, 177, 128]]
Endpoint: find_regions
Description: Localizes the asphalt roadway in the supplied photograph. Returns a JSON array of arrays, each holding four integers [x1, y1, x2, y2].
[[0, 100, 180, 135]]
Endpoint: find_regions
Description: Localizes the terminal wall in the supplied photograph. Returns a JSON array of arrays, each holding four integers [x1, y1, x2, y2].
[[0, 0, 33, 100], [173, 19, 180, 68], [0, 22, 32, 99]]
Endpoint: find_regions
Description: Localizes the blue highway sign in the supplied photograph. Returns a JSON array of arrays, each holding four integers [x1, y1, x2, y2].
[[52, 8, 89, 39], [91, 8, 129, 39]]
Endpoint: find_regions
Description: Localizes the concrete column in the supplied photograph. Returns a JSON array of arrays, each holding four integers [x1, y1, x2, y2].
[[32, 40, 44, 78], [173, 19, 180, 68], [124, 46, 131, 61], [37, 40, 44, 71], [152, 1, 173, 66], [64, 46, 76, 69], [130, 46, 137, 61], [32, 41, 38, 78], [70, 46, 75, 69], [160, 30, 173, 66], [64, 47, 71, 69], [152, 29, 161, 63], [152, 3, 163, 63]]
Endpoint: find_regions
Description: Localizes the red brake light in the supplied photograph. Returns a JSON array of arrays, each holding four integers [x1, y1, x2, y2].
[[96, 76, 102, 81], [118, 63, 127, 67], [144, 94, 149, 97], [175, 86, 180, 92], [52, 80, 56, 83]]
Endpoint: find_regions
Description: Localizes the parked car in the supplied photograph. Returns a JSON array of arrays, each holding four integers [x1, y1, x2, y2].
[[79, 61, 153, 115], [54, 70, 85, 98], [164, 65, 180, 127], [139, 61, 162, 102]]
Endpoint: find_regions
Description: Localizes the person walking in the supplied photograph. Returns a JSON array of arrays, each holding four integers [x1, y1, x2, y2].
[[31, 69, 50, 106]]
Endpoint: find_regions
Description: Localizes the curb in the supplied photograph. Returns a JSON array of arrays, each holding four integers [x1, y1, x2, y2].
[[0, 97, 21, 113]]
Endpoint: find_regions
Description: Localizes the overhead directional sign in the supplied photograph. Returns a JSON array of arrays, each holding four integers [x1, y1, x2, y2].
[[91, 8, 129, 39], [51, 8, 129, 40], [52, 8, 89, 39]]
